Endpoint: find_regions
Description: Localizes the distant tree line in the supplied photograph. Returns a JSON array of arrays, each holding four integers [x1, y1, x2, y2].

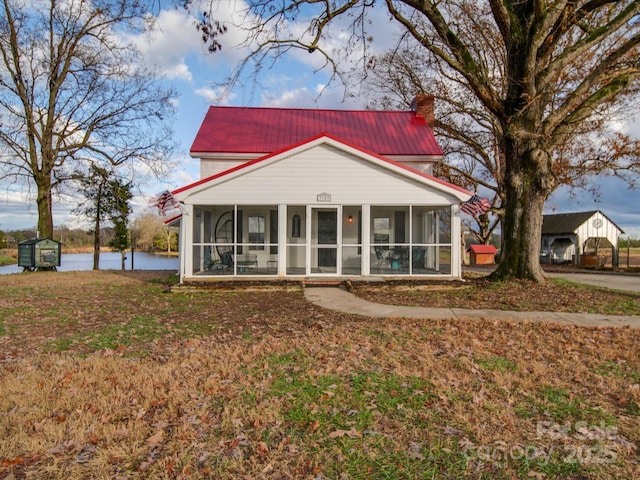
[[0, 215, 177, 253], [620, 237, 640, 249]]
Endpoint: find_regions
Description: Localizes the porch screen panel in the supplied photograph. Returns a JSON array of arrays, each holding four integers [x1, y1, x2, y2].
[[394, 210, 406, 244], [370, 207, 410, 274], [410, 206, 452, 275], [270, 210, 278, 254], [248, 216, 265, 250], [342, 206, 361, 275], [203, 210, 213, 269], [236, 210, 243, 254], [211, 207, 234, 272], [232, 206, 279, 275]]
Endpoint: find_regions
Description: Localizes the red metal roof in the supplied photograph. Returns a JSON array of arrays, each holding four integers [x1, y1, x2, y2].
[[190, 106, 443, 157], [467, 244, 497, 254]]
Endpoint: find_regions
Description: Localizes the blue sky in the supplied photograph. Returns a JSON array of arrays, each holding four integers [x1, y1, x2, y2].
[[1, 0, 639, 237]]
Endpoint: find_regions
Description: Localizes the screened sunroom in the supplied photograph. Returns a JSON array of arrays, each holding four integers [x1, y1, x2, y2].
[[186, 203, 456, 278]]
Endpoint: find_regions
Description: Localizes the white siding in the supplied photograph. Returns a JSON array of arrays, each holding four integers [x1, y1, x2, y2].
[[575, 211, 621, 248], [184, 144, 458, 206], [200, 157, 259, 178]]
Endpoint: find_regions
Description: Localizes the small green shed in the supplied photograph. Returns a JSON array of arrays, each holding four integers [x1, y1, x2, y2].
[[18, 237, 62, 271]]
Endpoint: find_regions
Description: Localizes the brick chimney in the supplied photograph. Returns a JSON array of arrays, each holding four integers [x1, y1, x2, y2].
[[412, 94, 435, 128]]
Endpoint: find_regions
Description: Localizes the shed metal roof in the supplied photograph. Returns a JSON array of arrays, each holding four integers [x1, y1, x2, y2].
[[18, 237, 61, 245], [541, 210, 623, 235], [190, 106, 443, 157], [467, 244, 497, 254], [542, 211, 597, 235]]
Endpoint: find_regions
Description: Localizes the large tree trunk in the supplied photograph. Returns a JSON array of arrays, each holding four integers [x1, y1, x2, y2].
[[491, 133, 555, 282], [35, 177, 53, 239]]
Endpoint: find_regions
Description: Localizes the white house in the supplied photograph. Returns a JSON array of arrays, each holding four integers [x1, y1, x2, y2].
[[540, 210, 624, 266], [169, 96, 472, 281]]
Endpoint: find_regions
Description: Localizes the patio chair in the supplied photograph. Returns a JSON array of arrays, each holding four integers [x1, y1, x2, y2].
[[412, 247, 426, 269], [374, 247, 388, 268]]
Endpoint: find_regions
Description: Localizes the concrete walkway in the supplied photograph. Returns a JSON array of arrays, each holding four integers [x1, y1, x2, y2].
[[546, 271, 640, 293], [304, 287, 640, 328]]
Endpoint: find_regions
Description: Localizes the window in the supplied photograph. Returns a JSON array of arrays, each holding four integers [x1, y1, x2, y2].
[[248, 216, 265, 250], [373, 217, 390, 244]]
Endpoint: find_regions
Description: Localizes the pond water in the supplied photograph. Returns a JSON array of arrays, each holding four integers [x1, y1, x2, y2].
[[0, 251, 178, 275]]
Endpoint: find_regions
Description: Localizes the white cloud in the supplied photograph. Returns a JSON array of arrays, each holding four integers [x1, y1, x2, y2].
[[262, 87, 313, 108], [261, 82, 365, 110], [0, 189, 38, 231], [171, 161, 200, 187], [194, 86, 236, 104], [130, 1, 256, 82], [133, 9, 203, 81]]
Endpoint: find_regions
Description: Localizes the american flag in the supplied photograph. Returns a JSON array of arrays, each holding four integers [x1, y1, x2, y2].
[[150, 190, 180, 216], [460, 194, 491, 216]]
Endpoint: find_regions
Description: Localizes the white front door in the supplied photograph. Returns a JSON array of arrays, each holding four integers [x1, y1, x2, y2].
[[309, 206, 340, 275]]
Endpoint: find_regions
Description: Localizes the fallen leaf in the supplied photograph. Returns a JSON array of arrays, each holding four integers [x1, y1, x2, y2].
[[1, 457, 24, 468], [329, 429, 346, 439], [53, 413, 66, 423], [527, 471, 547, 479], [407, 442, 424, 460], [147, 429, 164, 445], [256, 441, 269, 459], [329, 428, 362, 439]]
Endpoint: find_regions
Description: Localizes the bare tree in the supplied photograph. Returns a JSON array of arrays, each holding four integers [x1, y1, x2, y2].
[[132, 212, 175, 252], [0, 0, 176, 239], [205, 0, 640, 281], [364, 47, 504, 245], [365, 37, 640, 249]]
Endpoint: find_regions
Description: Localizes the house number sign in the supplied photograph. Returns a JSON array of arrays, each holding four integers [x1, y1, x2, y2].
[[317, 192, 332, 202]]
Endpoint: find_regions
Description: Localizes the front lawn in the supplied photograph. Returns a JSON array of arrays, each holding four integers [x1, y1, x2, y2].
[[0, 271, 638, 479]]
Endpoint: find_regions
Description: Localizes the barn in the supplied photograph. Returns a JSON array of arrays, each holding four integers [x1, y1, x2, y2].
[[540, 210, 624, 267]]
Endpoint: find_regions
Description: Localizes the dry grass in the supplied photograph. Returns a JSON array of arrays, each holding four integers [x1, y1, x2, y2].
[[1, 271, 639, 479], [353, 276, 640, 315]]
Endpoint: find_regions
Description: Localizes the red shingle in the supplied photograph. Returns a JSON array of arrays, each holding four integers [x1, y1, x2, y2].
[[190, 106, 443, 157]]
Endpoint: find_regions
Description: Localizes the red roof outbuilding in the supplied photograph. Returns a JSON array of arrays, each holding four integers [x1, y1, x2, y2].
[[467, 244, 497, 254], [467, 244, 497, 266]]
